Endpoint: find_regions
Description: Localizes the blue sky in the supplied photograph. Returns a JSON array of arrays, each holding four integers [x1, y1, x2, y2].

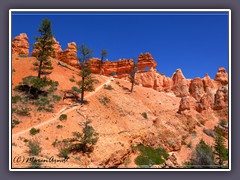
[[11, 11, 229, 79]]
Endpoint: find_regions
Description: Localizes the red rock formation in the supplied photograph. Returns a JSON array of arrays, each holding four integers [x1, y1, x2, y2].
[[163, 76, 173, 92], [189, 77, 205, 101], [51, 37, 63, 58], [196, 92, 214, 113], [178, 96, 196, 113], [135, 70, 163, 90], [32, 37, 63, 58], [137, 53, 157, 71], [171, 69, 190, 97], [215, 67, 228, 85], [202, 73, 214, 92], [214, 86, 228, 110], [59, 42, 79, 68], [104, 59, 134, 76], [12, 33, 29, 56], [172, 69, 185, 85], [87, 58, 101, 74], [87, 58, 135, 76]]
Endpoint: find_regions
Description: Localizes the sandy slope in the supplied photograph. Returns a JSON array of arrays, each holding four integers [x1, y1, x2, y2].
[[11, 56, 228, 168]]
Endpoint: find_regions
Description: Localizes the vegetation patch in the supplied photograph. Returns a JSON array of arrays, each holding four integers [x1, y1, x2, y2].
[[134, 144, 169, 168], [72, 86, 82, 93], [98, 96, 110, 105], [141, 112, 148, 119], [12, 119, 21, 129], [30, 128, 40, 136], [59, 114, 67, 121], [104, 84, 114, 90], [15, 106, 31, 116], [28, 138, 42, 156], [69, 78, 75, 82], [184, 139, 214, 168], [56, 125, 63, 129], [12, 95, 22, 103]]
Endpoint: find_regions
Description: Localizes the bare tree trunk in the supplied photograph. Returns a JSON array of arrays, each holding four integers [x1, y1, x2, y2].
[[37, 60, 43, 78], [100, 58, 103, 75], [81, 76, 85, 104]]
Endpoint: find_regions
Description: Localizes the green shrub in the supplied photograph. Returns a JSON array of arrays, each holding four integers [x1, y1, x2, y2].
[[30, 128, 40, 136], [52, 95, 61, 102], [134, 145, 169, 168], [141, 112, 148, 119], [72, 86, 82, 93], [98, 96, 110, 105], [187, 142, 192, 148], [69, 78, 75, 82], [15, 107, 31, 116], [185, 139, 214, 168], [33, 62, 39, 66], [12, 119, 21, 128], [58, 146, 69, 159], [52, 139, 59, 147], [61, 120, 98, 154], [214, 126, 228, 166], [116, 81, 120, 85], [59, 114, 67, 121], [104, 84, 114, 90], [28, 138, 42, 156], [56, 125, 63, 129]]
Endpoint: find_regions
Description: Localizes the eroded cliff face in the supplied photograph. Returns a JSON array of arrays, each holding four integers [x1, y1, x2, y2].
[[58, 42, 79, 68], [12, 33, 29, 56], [32, 37, 63, 58]]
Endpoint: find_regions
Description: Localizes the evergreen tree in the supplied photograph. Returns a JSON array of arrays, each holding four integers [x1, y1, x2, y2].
[[186, 139, 215, 168], [100, 49, 108, 75], [66, 120, 98, 153], [77, 44, 94, 104], [33, 18, 54, 79], [214, 126, 228, 167]]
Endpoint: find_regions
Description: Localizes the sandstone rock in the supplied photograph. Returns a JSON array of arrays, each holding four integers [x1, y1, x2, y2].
[[163, 76, 173, 91], [135, 70, 165, 90], [172, 80, 190, 97], [214, 86, 228, 110], [202, 73, 214, 92], [196, 92, 214, 113], [32, 37, 63, 58], [178, 97, 196, 113], [172, 69, 185, 85], [59, 42, 79, 68], [215, 67, 228, 85], [137, 53, 157, 71], [12, 33, 29, 56], [189, 77, 205, 101], [171, 69, 190, 97]]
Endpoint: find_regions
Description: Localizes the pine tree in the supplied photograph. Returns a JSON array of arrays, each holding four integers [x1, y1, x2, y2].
[[66, 120, 98, 153], [100, 49, 108, 75], [33, 18, 54, 79], [214, 126, 228, 167], [77, 44, 94, 104]]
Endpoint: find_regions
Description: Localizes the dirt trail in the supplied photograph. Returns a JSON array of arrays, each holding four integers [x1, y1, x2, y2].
[[12, 77, 114, 138]]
